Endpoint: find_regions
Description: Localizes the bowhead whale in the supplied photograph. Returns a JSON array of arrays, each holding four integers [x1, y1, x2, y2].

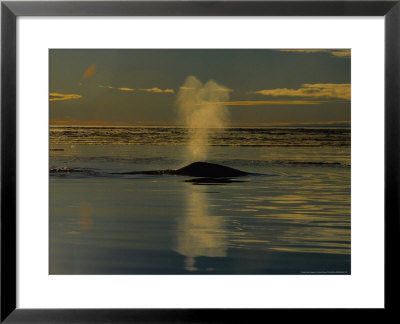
[[120, 161, 248, 178], [174, 161, 247, 177]]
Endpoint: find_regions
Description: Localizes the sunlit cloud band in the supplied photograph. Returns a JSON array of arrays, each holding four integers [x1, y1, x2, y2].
[[180, 86, 232, 92], [252, 83, 350, 101], [50, 93, 83, 102], [139, 88, 175, 93], [200, 100, 327, 106], [99, 85, 174, 93], [277, 49, 351, 57]]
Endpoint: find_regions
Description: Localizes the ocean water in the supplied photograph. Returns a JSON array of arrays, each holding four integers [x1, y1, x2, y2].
[[49, 126, 351, 274]]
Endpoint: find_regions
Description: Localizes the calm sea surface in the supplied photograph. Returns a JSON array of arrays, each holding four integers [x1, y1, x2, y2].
[[50, 126, 350, 274]]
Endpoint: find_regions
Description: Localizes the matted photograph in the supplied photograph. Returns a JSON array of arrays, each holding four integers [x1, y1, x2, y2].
[[49, 49, 351, 275]]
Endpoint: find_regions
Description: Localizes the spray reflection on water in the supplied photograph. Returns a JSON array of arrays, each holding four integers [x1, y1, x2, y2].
[[174, 186, 227, 271]]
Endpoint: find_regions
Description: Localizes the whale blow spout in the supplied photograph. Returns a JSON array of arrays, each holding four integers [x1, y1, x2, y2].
[[174, 162, 247, 178]]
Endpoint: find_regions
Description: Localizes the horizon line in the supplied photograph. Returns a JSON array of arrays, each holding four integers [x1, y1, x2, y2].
[[49, 120, 351, 128]]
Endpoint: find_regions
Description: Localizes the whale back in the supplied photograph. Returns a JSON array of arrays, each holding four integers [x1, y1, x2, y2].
[[174, 161, 247, 178]]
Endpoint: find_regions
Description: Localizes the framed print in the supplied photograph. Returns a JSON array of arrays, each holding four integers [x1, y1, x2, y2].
[[1, 0, 399, 322]]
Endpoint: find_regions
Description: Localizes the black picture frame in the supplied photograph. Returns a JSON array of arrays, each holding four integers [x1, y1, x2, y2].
[[1, 0, 399, 322]]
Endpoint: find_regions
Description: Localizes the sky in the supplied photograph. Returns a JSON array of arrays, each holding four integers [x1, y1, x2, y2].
[[49, 49, 350, 127]]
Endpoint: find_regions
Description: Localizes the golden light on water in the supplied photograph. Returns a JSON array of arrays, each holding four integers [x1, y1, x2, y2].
[[79, 202, 94, 229]]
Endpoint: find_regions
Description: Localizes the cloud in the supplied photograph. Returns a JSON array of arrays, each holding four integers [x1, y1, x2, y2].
[[139, 87, 175, 93], [49, 93, 82, 102], [329, 50, 351, 57], [50, 119, 134, 126], [252, 83, 350, 101], [179, 86, 232, 92], [83, 64, 96, 78], [99, 85, 174, 93], [277, 49, 351, 57], [199, 100, 326, 106]]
